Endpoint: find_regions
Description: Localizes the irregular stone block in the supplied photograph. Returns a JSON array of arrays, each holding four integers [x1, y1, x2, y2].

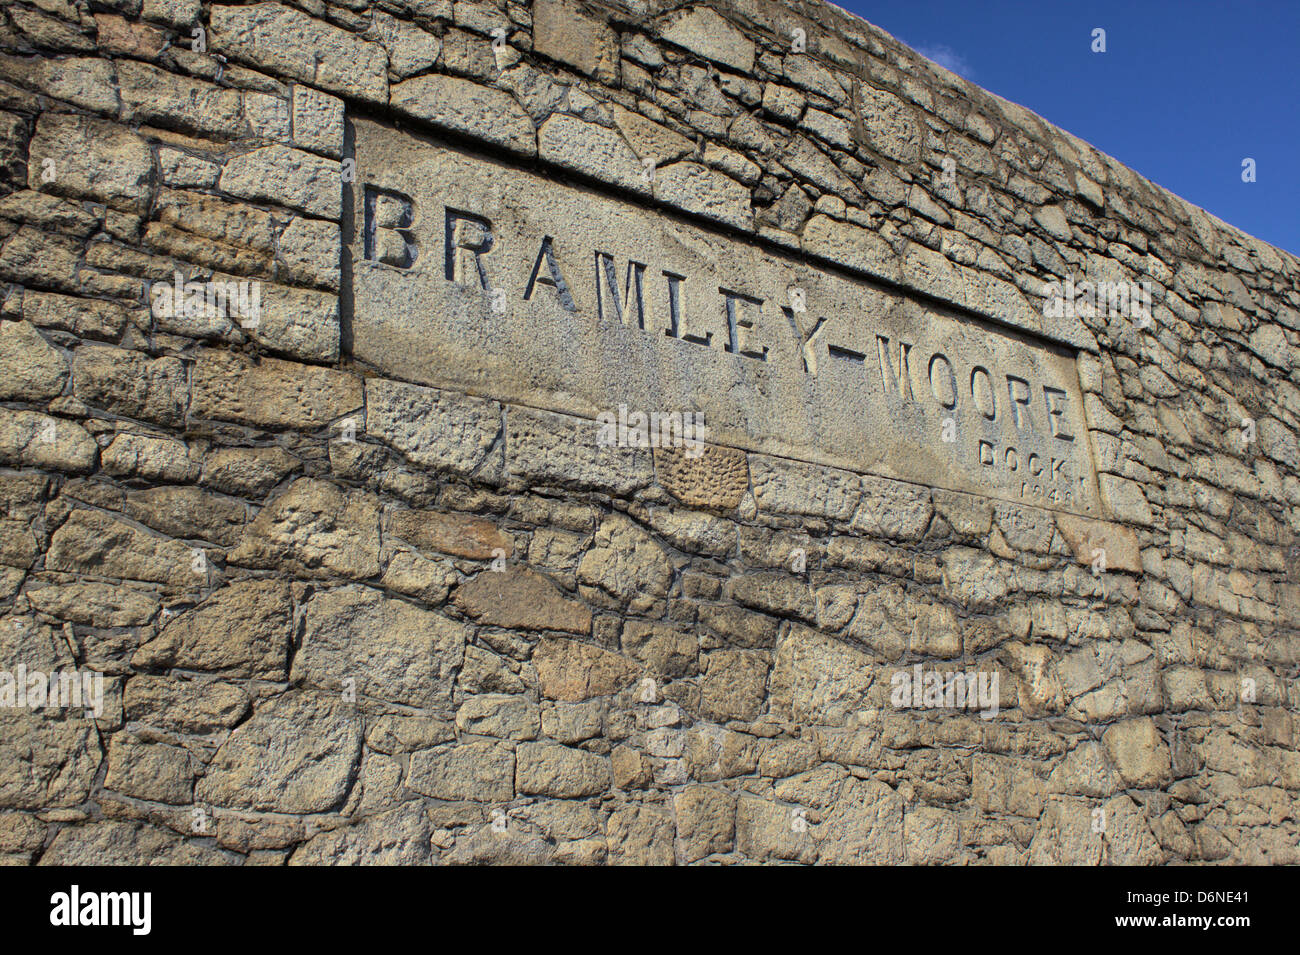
[[47, 509, 205, 591], [533, 637, 637, 701], [0, 321, 67, 400], [1102, 717, 1171, 789], [218, 144, 342, 220], [0, 712, 102, 810], [289, 803, 431, 865], [533, 0, 618, 80], [27, 114, 151, 212], [659, 7, 755, 73], [516, 741, 611, 797], [1055, 512, 1142, 573], [72, 346, 187, 427], [293, 585, 467, 707], [101, 433, 198, 482], [229, 477, 380, 580], [385, 505, 512, 561], [198, 691, 363, 813], [577, 514, 672, 614], [389, 74, 535, 156], [191, 350, 361, 430], [39, 821, 233, 866], [654, 444, 748, 509], [102, 735, 196, 805], [454, 567, 590, 635], [291, 84, 345, 158], [770, 626, 872, 725], [133, 579, 292, 680], [0, 410, 96, 473], [539, 114, 647, 194], [365, 377, 500, 479], [211, 3, 388, 103], [123, 675, 250, 733], [406, 740, 514, 802]]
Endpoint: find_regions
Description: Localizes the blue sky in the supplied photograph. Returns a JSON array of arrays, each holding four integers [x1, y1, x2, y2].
[[838, 0, 1299, 255]]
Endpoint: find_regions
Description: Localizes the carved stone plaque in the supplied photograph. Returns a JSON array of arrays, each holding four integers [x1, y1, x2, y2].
[[349, 116, 1104, 516]]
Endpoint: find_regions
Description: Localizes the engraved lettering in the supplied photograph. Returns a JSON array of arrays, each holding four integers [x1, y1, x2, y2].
[[1006, 375, 1033, 430], [443, 207, 491, 286], [928, 352, 958, 409], [524, 236, 577, 312], [663, 270, 711, 346], [595, 252, 647, 328], [721, 288, 767, 360], [366, 185, 417, 268], [1043, 386, 1075, 441], [877, 336, 913, 402]]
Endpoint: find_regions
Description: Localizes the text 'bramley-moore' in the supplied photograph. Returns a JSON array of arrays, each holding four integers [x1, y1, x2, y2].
[[350, 124, 1106, 517]]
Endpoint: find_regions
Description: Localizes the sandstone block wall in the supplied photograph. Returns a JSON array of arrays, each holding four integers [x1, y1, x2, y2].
[[0, 0, 1297, 864]]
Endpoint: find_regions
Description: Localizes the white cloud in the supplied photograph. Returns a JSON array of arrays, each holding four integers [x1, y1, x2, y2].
[[914, 43, 975, 80]]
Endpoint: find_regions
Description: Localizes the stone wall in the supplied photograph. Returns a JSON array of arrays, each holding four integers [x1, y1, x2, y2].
[[0, 0, 1297, 865]]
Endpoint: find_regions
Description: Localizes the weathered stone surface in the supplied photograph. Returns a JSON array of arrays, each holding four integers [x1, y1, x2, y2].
[[47, 509, 204, 591], [506, 407, 653, 496], [200, 445, 301, 497], [1056, 512, 1142, 573], [199, 692, 363, 813], [736, 794, 817, 863], [622, 621, 699, 677], [21, 291, 132, 341], [365, 377, 501, 479], [1102, 717, 1171, 789], [390, 74, 535, 156], [211, 3, 387, 103], [0, 321, 67, 400], [701, 649, 769, 722], [385, 506, 512, 561], [655, 444, 749, 510], [516, 742, 611, 797], [577, 514, 672, 614], [904, 806, 963, 865], [606, 804, 675, 865], [533, 637, 638, 701], [28, 114, 151, 211], [659, 7, 755, 73], [293, 586, 467, 707], [72, 347, 187, 427], [219, 145, 342, 220], [124, 676, 250, 733], [454, 567, 590, 634], [0, 410, 96, 473], [101, 433, 198, 483], [533, 0, 618, 80], [39, 821, 233, 865], [539, 114, 647, 194], [291, 85, 344, 158], [0, 713, 101, 809], [816, 778, 906, 864], [229, 478, 380, 580], [407, 741, 514, 802], [102, 735, 195, 804], [26, 581, 159, 627], [653, 161, 753, 230], [117, 60, 243, 138], [457, 694, 540, 740], [674, 785, 736, 862], [770, 627, 873, 725], [289, 803, 431, 865], [192, 351, 362, 430], [133, 580, 291, 679]]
